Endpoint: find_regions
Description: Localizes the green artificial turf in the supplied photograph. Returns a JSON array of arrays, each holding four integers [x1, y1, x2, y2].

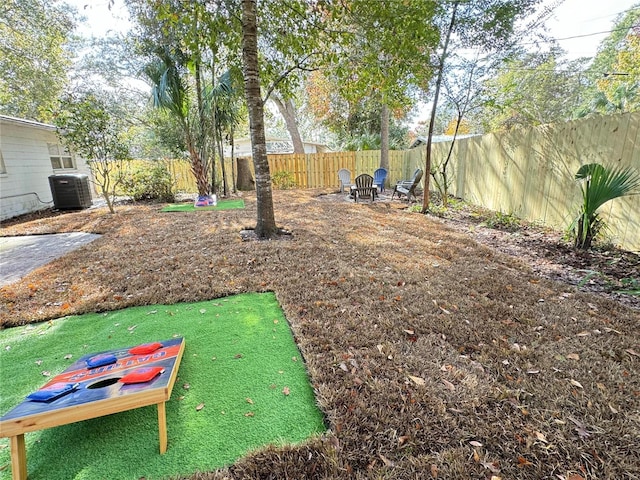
[[161, 199, 245, 212], [0, 293, 325, 480]]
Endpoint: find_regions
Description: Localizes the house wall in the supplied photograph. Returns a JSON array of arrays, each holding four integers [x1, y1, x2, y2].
[[0, 117, 93, 221]]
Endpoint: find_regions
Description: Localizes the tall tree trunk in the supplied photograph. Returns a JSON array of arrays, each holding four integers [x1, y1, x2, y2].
[[242, 0, 278, 238], [380, 103, 389, 172], [422, 0, 458, 213], [231, 123, 237, 193], [217, 124, 228, 196], [272, 94, 304, 154]]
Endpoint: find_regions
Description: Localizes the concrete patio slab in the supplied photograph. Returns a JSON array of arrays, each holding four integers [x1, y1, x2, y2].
[[0, 233, 101, 287]]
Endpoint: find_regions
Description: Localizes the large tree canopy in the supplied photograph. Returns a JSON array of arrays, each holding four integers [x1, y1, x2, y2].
[[0, 0, 77, 121]]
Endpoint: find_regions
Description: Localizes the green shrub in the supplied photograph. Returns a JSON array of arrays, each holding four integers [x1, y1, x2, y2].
[[481, 211, 522, 231], [121, 162, 175, 202], [272, 171, 296, 190]]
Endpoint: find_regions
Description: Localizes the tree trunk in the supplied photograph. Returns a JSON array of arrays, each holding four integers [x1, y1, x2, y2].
[[273, 94, 304, 154], [380, 104, 389, 173], [241, 0, 278, 237], [422, 0, 458, 214], [230, 124, 237, 193], [236, 157, 255, 190], [217, 124, 228, 196]]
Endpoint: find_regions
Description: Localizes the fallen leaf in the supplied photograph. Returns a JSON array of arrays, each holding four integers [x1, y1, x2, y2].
[[473, 449, 480, 462], [195, 403, 205, 411], [199, 308, 206, 314], [64, 354, 73, 360], [378, 454, 394, 467], [403, 329, 415, 335], [470, 441, 483, 447], [244, 411, 254, 417], [430, 464, 438, 478], [42, 371, 50, 377], [535, 431, 548, 443], [183, 383, 190, 390], [376, 344, 384, 354], [246, 398, 254, 404], [569, 379, 584, 389], [35, 359, 43, 366], [608, 404, 619, 414], [234, 353, 243, 359], [626, 349, 639, 357], [442, 379, 455, 391], [526, 369, 540, 375], [408, 375, 425, 386], [567, 474, 585, 480], [567, 353, 580, 361], [282, 386, 290, 396], [576, 331, 590, 337], [517, 456, 533, 467]]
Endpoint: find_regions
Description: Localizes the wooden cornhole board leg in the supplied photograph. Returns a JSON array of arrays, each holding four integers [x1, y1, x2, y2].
[[158, 401, 167, 454], [9, 434, 27, 480]]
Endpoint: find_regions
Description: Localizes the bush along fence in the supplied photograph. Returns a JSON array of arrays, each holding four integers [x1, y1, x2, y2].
[[110, 112, 638, 251]]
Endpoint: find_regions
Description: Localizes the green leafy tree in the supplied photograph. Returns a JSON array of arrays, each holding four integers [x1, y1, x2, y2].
[[570, 163, 640, 249], [323, 0, 439, 170], [420, 0, 544, 213], [478, 49, 589, 130], [0, 0, 76, 121], [55, 92, 130, 213], [578, 6, 640, 114]]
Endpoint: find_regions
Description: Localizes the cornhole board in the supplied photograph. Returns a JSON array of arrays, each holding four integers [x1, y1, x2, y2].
[[0, 337, 185, 480]]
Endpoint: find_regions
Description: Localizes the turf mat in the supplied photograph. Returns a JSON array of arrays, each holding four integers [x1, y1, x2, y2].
[[161, 199, 245, 212], [0, 293, 325, 480]]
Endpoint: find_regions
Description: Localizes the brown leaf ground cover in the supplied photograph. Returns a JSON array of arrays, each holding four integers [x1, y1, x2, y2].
[[1, 189, 638, 479]]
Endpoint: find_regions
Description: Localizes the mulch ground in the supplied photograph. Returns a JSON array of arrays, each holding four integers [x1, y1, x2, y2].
[[1, 189, 638, 480]]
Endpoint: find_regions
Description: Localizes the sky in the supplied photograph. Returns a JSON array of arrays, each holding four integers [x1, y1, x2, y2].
[[542, 0, 638, 60]]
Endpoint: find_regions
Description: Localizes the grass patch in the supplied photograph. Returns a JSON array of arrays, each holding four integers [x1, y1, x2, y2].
[[161, 199, 245, 212], [0, 292, 325, 480]]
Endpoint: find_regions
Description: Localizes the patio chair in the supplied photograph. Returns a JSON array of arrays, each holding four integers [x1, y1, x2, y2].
[[353, 173, 377, 203], [391, 169, 423, 202], [373, 168, 388, 192], [338, 168, 354, 193]]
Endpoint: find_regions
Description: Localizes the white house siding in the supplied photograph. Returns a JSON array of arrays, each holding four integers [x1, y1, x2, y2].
[[0, 116, 93, 221]]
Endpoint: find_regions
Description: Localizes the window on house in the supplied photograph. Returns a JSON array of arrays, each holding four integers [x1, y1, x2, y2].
[[0, 150, 6, 174], [48, 143, 75, 170]]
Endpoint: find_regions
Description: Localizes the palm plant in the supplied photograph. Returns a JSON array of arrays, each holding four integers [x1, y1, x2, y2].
[[204, 68, 242, 197], [570, 163, 640, 249], [144, 48, 211, 197]]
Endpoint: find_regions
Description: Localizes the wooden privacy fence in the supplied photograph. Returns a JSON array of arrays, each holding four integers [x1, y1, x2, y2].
[[162, 150, 408, 192], [415, 112, 639, 251]]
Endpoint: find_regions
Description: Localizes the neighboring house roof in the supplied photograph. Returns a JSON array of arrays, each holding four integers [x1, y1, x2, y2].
[[227, 137, 330, 155], [0, 114, 56, 131]]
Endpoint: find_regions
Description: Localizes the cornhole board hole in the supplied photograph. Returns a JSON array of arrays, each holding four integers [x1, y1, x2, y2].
[[0, 337, 185, 480]]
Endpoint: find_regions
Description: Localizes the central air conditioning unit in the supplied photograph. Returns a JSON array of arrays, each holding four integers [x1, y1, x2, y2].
[[49, 174, 92, 210]]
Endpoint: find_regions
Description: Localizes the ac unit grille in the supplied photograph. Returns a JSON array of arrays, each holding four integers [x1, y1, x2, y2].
[[49, 174, 92, 210]]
